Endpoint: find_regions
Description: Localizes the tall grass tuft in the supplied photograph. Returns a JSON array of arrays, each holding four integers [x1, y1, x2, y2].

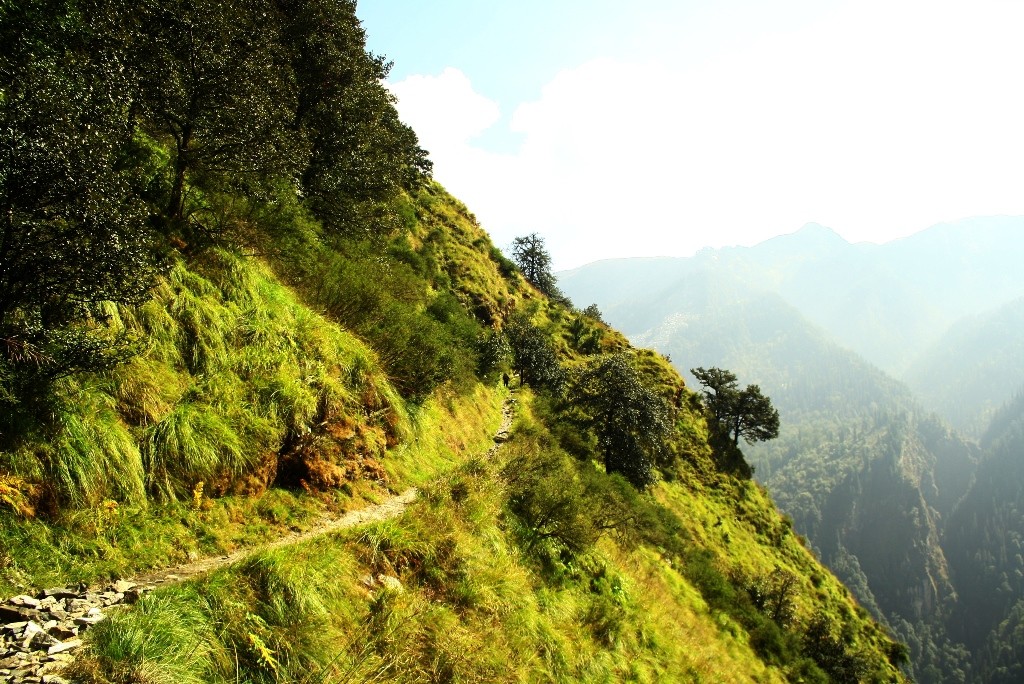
[[43, 385, 146, 507], [164, 265, 234, 376], [74, 584, 221, 684], [144, 401, 249, 500]]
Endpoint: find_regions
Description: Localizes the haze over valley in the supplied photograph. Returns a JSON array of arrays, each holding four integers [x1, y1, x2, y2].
[[559, 217, 1024, 682]]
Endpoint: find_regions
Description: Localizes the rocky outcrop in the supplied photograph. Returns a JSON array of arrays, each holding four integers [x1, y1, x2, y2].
[[0, 580, 153, 684]]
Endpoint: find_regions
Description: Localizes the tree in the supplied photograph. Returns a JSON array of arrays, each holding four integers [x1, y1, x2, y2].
[[132, 0, 306, 225], [801, 612, 872, 683], [510, 233, 558, 296], [569, 354, 673, 489], [274, 0, 431, 234], [582, 303, 605, 323], [691, 367, 780, 447], [504, 312, 564, 391], [0, 0, 156, 398]]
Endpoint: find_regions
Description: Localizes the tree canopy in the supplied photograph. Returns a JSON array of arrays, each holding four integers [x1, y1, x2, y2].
[[504, 312, 564, 391], [132, 0, 306, 223], [0, 0, 156, 393], [511, 233, 559, 296], [0, 0, 433, 404], [691, 367, 780, 467], [570, 353, 673, 489]]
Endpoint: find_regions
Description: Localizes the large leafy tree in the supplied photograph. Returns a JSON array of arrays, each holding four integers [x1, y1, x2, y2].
[[510, 233, 559, 297], [569, 353, 673, 489], [504, 311, 564, 390], [274, 0, 431, 234], [132, 0, 306, 225], [0, 0, 156, 396], [691, 366, 780, 447]]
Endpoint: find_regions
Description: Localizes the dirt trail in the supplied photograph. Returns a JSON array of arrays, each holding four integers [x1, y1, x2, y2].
[[132, 393, 515, 589], [0, 398, 515, 683]]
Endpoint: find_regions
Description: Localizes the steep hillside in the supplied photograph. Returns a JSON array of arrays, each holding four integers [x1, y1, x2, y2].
[[943, 393, 1024, 683], [904, 296, 1024, 435], [0, 2, 910, 682], [0, 180, 909, 682], [558, 248, 993, 682], [559, 218, 1024, 376]]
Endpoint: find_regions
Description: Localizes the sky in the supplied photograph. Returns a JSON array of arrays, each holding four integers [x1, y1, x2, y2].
[[357, 0, 1024, 270]]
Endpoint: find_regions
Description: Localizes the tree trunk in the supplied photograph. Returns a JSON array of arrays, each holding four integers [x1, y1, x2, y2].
[[168, 128, 192, 220]]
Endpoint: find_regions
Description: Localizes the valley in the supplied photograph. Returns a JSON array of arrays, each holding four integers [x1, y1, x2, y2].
[[559, 220, 1024, 683]]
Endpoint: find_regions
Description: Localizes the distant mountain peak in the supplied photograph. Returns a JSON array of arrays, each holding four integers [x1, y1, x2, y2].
[[794, 222, 846, 242], [747, 222, 849, 261]]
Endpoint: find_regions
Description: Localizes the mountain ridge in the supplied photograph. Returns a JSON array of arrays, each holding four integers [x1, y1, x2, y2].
[[558, 216, 1024, 682]]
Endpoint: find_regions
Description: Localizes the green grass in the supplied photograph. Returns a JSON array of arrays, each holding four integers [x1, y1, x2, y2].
[[70, 388, 906, 683], [1, 180, 906, 682], [0, 250, 408, 512], [0, 237, 513, 595]]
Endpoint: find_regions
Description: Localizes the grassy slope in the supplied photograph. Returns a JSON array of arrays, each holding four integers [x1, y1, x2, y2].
[[70, 390, 903, 683], [2, 183, 904, 682]]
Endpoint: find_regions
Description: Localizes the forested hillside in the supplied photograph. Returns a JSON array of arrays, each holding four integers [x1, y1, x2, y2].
[[0, 2, 907, 682], [905, 296, 1024, 434], [943, 393, 1024, 683], [559, 227, 1024, 683]]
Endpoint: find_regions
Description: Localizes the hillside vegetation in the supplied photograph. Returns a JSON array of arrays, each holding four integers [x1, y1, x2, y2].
[[1, 1, 905, 682], [558, 225, 1024, 683]]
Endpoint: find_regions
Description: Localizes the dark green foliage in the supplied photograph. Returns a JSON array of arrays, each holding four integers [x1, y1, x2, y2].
[[887, 640, 911, 668], [502, 435, 603, 555], [132, 0, 307, 225], [476, 330, 511, 380], [740, 567, 799, 628], [692, 366, 779, 476], [510, 233, 562, 299], [490, 245, 517, 279], [943, 393, 1024, 681], [692, 367, 780, 448], [502, 423, 643, 561], [802, 612, 873, 683], [0, 0, 157, 399], [276, 0, 430, 234], [307, 250, 480, 399], [567, 312, 604, 354], [504, 312, 564, 391], [568, 354, 672, 489]]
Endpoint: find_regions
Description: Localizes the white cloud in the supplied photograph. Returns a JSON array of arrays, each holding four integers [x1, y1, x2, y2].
[[388, 0, 1024, 270], [386, 67, 499, 146]]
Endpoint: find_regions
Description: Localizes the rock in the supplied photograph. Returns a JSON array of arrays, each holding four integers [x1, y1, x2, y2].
[[112, 580, 136, 593], [376, 574, 404, 593], [46, 639, 81, 656], [10, 596, 40, 609], [73, 614, 104, 627], [66, 599, 91, 615], [0, 605, 39, 623], [2, 622, 28, 635], [45, 625, 76, 641], [45, 605, 67, 620], [43, 675, 72, 684]]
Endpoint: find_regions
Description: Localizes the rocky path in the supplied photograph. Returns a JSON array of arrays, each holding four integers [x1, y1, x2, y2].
[[0, 395, 515, 683]]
